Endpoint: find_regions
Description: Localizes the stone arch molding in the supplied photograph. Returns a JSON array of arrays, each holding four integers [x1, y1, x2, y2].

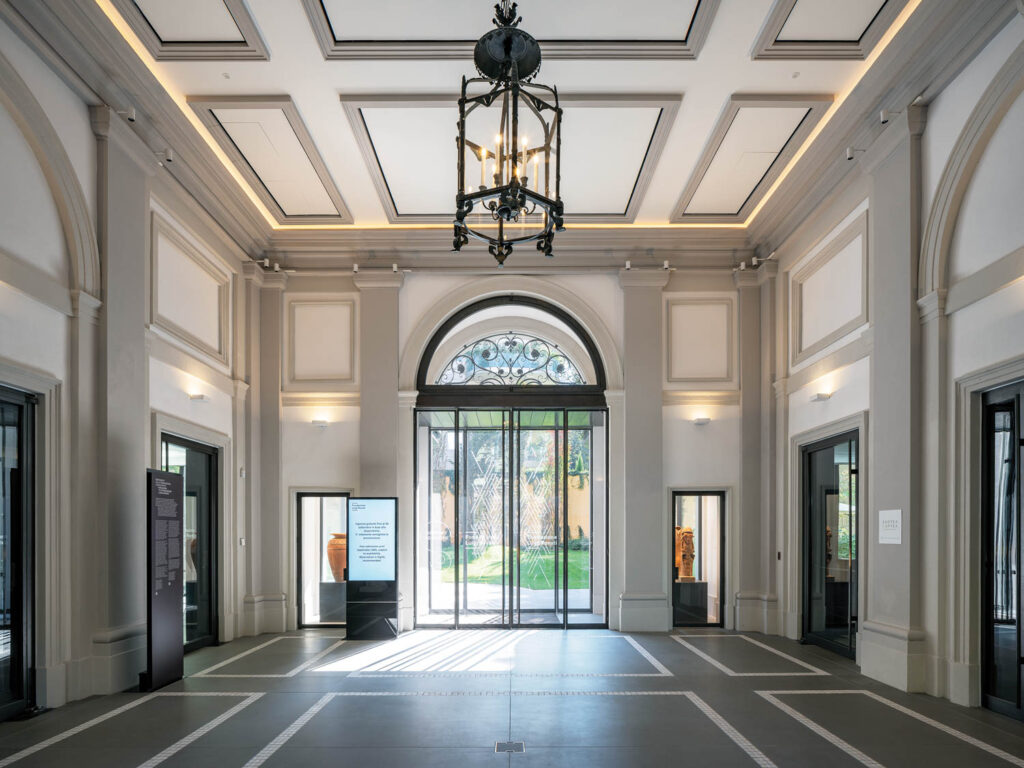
[[919, 36, 1024, 299], [0, 49, 100, 298], [399, 276, 624, 391]]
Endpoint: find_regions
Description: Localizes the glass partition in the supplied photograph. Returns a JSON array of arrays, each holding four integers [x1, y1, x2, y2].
[[298, 493, 349, 626]]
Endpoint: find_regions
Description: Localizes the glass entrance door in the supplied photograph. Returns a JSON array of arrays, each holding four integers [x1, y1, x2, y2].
[[802, 430, 858, 657], [415, 408, 607, 628], [0, 387, 33, 720], [161, 435, 218, 652], [983, 382, 1024, 718]]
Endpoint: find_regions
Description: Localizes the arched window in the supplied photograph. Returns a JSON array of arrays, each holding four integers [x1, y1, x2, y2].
[[416, 295, 606, 406], [435, 332, 586, 386]]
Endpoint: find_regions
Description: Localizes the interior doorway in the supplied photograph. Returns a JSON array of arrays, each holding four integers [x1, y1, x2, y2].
[[802, 430, 859, 658], [982, 381, 1024, 719], [297, 492, 350, 627], [671, 491, 725, 627], [414, 408, 608, 628], [160, 434, 218, 653], [0, 386, 34, 720]]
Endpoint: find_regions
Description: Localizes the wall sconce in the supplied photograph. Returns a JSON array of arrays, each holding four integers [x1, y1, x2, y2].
[[188, 393, 210, 402], [693, 417, 711, 426], [312, 419, 329, 429], [811, 392, 832, 402]]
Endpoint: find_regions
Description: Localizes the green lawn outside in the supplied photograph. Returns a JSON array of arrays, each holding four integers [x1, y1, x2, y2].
[[439, 544, 591, 590]]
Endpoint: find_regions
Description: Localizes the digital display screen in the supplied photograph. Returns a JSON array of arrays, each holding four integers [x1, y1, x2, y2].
[[346, 498, 397, 581]]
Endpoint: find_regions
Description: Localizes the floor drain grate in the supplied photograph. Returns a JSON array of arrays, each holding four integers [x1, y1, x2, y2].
[[495, 741, 526, 753]]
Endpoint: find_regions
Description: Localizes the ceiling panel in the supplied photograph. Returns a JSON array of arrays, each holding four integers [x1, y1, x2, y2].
[[685, 106, 808, 215], [111, 0, 268, 59], [672, 94, 832, 223], [348, 96, 674, 223], [134, 0, 243, 42], [777, 0, 887, 42], [305, 0, 718, 59], [752, 0, 906, 60], [190, 96, 353, 224]]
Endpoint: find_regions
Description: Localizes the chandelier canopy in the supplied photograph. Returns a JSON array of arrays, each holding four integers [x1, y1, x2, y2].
[[453, 1, 564, 266]]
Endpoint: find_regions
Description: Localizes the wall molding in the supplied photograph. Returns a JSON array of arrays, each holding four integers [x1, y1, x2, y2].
[[782, 328, 873, 395], [0, 246, 72, 315], [302, 0, 719, 61], [662, 390, 741, 406], [751, 0, 909, 60], [282, 294, 358, 392], [0, 47, 99, 297], [188, 95, 353, 226], [790, 210, 869, 366], [664, 294, 737, 386], [945, 244, 1024, 315], [920, 37, 1024, 298], [671, 93, 833, 223], [150, 209, 232, 367]]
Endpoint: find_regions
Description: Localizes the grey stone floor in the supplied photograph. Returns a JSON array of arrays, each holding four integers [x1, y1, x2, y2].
[[1, 627, 1023, 766]]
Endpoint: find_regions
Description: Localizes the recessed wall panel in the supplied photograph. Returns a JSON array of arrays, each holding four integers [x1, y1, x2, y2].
[[666, 298, 734, 383], [291, 301, 355, 382]]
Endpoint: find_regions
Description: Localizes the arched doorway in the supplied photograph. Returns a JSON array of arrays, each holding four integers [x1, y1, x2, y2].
[[413, 297, 608, 628]]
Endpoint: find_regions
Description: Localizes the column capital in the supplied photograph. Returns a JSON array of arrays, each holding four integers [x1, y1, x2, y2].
[[71, 290, 103, 324], [261, 271, 288, 290], [89, 105, 158, 175], [861, 103, 928, 174], [756, 261, 779, 284], [354, 270, 405, 290], [733, 269, 758, 288], [917, 289, 947, 324], [1017, 0, 1023, 17], [241, 260, 265, 286], [618, 269, 669, 289]]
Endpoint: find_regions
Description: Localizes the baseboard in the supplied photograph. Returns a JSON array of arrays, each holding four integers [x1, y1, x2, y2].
[[948, 660, 980, 707], [618, 593, 669, 631], [35, 662, 67, 709], [242, 593, 287, 636], [734, 593, 779, 634], [859, 620, 929, 692]]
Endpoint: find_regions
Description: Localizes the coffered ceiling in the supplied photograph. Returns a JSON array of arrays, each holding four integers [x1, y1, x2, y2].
[[5, 0, 1016, 264]]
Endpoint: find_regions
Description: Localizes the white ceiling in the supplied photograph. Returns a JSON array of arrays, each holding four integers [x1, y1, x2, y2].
[[319, 0, 701, 42], [777, 0, 887, 42], [108, 0, 911, 230], [134, 0, 243, 42]]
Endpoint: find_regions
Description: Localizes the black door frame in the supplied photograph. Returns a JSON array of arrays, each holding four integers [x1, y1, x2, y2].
[[670, 490, 726, 628], [801, 429, 859, 659], [160, 433, 219, 654], [296, 492, 350, 628], [0, 385, 35, 721], [982, 381, 1024, 719], [413, 406, 609, 630]]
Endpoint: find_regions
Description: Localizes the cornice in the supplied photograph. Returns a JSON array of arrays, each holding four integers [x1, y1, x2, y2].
[[261, 272, 288, 290], [917, 289, 947, 323], [353, 271, 405, 290], [618, 269, 670, 289], [241, 261, 265, 286], [860, 104, 928, 175], [732, 270, 758, 288], [756, 261, 779, 284], [748, 0, 1015, 249]]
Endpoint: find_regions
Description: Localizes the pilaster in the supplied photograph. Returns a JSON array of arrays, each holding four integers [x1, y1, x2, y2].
[[618, 269, 669, 631], [861, 104, 929, 691]]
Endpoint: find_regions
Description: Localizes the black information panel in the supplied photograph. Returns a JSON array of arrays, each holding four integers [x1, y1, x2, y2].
[[346, 498, 398, 640], [141, 469, 185, 691]]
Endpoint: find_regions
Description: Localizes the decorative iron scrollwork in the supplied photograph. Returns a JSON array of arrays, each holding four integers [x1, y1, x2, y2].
[[436, 333, 585, 386]]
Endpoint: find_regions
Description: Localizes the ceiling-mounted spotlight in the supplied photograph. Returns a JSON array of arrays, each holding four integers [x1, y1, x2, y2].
[[879, 108, 902, 125], [156, 148, 174, 164], [625, 260, 632, 271], [846, 147, 865, 161], [116, 105, 137, 123], [392, 263, 398, 273], [663, 260, 670, 271], [352, 264, 359, 274], [263, 258, 270, 269]]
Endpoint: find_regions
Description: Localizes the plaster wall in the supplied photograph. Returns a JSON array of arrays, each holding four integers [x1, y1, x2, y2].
[[0, 282, 67, 381]]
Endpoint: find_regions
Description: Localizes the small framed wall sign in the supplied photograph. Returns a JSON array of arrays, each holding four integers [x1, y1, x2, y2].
[[878, 509, 902, 545]]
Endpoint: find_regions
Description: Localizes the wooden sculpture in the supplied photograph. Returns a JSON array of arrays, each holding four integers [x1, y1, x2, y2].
[[675, 526, 683, 581], [680, 527, 695, 582]]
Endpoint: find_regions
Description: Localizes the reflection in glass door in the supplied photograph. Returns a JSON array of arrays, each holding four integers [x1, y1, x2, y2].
[[161, 435, 217, 652], [415, 409, 607, 628], [671, 492, 724, 626], [983, 382, 1023, 719], [0, 387, 33, 720], [802, 431, 858, 657], [298, 493, 349, 626]]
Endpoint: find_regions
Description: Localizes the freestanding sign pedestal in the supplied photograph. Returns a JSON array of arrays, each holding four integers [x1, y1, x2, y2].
[[346, 497, 399, 640], [140, 469, 185, 691]]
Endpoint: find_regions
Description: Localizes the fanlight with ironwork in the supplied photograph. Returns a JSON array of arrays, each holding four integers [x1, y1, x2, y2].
[[436, 332, 585, 386]]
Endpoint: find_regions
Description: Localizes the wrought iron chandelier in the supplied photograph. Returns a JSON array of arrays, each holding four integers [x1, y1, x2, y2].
[[453, 1, 564, 266]]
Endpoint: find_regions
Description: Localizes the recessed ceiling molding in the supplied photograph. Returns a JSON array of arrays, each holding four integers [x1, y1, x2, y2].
[[109, 0, 269, 60], [670, 93, 832, 224], [303, 0, 719, 60], [188, 95, 353, 225], [751, 0, 908, 60], [341, 93, 680, 225]]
